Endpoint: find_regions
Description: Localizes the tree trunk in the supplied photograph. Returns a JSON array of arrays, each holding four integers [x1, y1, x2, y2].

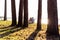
[[11, 0, 16, 26], [4, 0, 7, 21], [37, 0, 42, 30], [17, 0, 24, 27], [46, 0, 59, 36], [23, 0, 28, 27]]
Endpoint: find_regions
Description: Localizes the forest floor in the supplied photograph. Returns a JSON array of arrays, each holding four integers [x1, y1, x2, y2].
[[0, 20, 60, 40]]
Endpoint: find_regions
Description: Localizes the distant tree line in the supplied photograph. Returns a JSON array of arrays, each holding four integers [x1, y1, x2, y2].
[[4, 0, 59, 36]]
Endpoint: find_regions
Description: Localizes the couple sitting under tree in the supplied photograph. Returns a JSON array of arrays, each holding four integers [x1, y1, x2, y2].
[[29, 17, 35, 24]]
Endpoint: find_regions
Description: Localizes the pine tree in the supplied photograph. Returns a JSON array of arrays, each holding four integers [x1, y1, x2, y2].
[[17, 0, 24, 27], [37, 0, 42, 30], [46, 0, 59, 36], [4, 0, 7, 21], [23, 0, 28, 27], [11, 0, 17, 26]]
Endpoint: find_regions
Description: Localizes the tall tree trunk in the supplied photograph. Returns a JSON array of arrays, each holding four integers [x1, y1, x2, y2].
[[37, 0, 42, 30], [11, 0, 16, 26], [23, 0, 28, 27], [17, 0, 24, 27], [46, 0, 59, 35], [4, 0, 7, 21]]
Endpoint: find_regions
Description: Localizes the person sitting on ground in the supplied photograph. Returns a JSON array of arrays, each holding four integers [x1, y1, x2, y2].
[[29, 17, 35, 24]]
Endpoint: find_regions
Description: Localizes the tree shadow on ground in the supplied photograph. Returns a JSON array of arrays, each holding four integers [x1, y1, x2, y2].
[[26, 29, 40, 40], [0, 25, 15, 29], [0, 25, 26, 38], [0, 26, 18, 32]]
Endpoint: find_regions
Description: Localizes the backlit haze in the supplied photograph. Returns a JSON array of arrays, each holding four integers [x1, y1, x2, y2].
[[0, 0, 60, 24]]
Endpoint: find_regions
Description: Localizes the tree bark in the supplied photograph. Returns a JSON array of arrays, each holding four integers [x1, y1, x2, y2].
[[37, 0, 42, 30], [11, 0, 17, 26], [23, 0, 28, 27], [4, 0, 7, 21], [17, 0, 24, 27], [46, 0, 59, 36]]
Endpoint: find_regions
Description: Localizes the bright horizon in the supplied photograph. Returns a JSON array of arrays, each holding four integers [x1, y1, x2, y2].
[[0, 0, 60, 24]]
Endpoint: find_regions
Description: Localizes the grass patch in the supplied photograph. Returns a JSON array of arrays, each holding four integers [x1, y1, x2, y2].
[[0, 21, 60, 40]]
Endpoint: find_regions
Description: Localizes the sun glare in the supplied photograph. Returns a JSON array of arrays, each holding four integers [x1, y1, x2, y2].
[[0, 0, 60, 25], [41, 18, 48, 24]]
